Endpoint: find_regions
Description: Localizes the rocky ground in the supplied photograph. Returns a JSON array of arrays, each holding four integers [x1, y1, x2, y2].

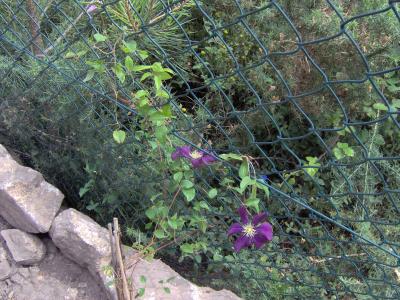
[[0, 216, 107, 300]]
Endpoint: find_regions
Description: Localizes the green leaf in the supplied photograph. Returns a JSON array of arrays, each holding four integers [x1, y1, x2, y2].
[[113, 64, 126, 83], [83, 70, 95, 82], [86, 201, 99, 211], [343, 147, 355, 157], [163, 287, 171, 294], [145, 207, 157, 220], [135, 90, 149, 99], [208, 188, 218, 199], [173, 172, 183, 182], [239, 159, 249, 179], [160, 104, 173, 117], [392, 99, 400, 108], [86, 60, 105, 72], [149, 111, 167, 123], [182, 180, 194, 189], [163, 67, 174, 74], [77, 50, 88, 57], [240, 176, 254, 190], [180, 243, 194, 254], [256, 182, 270, 198], [154, 71, 172, 81], [122, 40, 137, 52], [138, 50, 149, 60], [219, 153, 242, 161], [64, 51, 76, 59], [156, 89, 170, 99], [333, 147, 344, 160], [150, 193, 162, 202], [221, 178, 235, 186], [137, 288, 145, 297], [167, 215, 184, 230], [140, 275, 146, 284], [197, 201, 210, 210], [194, 255, 202, 264], [373, 103, 388, 111], [140, 72, 152, 82], [113, 130, 126, 144], [125, 56, 134, 71], [198, 219, 207, 233], [304, 156, 320, 177], [132, 65, 152, 72], [246, 197, 260, 212], [151, 62, 164, 72], [94, 33, 107, 42], [154, 75, 162, 91], [306, 156, 318, 164], [154, 229, 166, 239], [182, 187, 196, 202], [79, 179, 95, 198], [155, 126, 168, 143], [167, 219, 178, 230]]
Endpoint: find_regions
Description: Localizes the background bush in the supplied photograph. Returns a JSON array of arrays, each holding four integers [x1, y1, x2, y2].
[[1, 0, 399, 299]]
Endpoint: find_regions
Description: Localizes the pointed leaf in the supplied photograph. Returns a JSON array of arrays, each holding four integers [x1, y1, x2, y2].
[[94, 33, 107, 42], [183, 188, 195, 202], [113, 130, 126, 144], [125, 56, 134, 71]]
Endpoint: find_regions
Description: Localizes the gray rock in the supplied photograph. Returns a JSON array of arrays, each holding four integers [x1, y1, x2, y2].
[[0, 144, 12, 159], [0, 260, 11, 280], [125, 254, 242, 300], [1, 237, 107, 300], [1, 229, 46, 265], [50, 208, 116, 300], [0, 145, 64, 233]]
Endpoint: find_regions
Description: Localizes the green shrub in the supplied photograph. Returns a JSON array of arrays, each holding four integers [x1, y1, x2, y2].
[[1, 0, 399, 299]]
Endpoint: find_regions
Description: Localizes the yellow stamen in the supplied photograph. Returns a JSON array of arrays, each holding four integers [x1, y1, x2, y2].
[[190, 150, 203, 159], [243, 224, 256, 237]]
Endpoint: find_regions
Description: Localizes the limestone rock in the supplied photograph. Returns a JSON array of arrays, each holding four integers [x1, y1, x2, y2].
[[0, 145, 64, 233], [0, 247, 11, 281], [125, 255, 241, 300], [0, 260, 11, 280], [50, 208, 117, 299], [0, 236, 108, 300], [0, 144, 12, 159], [1, 229, 46, 265]]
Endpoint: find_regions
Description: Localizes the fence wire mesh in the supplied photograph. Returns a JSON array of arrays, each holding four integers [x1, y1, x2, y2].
[[1, 0, 400, 299]]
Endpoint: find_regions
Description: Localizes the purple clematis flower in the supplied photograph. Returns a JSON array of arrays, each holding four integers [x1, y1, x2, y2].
[[86, 4, 97, 14], [227, 206, 273, 252], [171, 146, 217, 168]]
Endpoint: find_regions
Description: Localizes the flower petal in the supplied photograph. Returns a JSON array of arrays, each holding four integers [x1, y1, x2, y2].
[[191, 158, 204, 168], [201, 156, 217, 166], [255, 222, 273, 241], [171, 146, 192, 160], [171, 149, 181, 160], [86, 4, 97, 13], [234, 235, 251, 252], [253, 212, 267, 226], [179, 146, 192, 158], [227, 223, 243, 236], [253, 234, 268, 249], [238, 206, 249, 224]]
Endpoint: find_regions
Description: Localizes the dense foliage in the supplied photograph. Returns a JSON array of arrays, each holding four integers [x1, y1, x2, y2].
[[0, 0, 399, 299]]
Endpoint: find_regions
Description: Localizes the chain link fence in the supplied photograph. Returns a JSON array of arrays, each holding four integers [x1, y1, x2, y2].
[[1, 0, 400, 299]]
